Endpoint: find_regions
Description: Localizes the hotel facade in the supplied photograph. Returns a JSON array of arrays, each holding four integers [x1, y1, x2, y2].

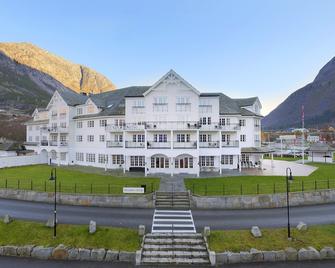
[[25, 70, 263, 176]]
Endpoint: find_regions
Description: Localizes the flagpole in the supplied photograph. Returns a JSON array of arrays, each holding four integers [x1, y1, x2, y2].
[[302, 105, 305, 165]]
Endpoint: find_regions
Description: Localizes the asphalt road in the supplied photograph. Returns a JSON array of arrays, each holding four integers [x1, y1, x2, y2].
[[0, 256, 335, 268], [0, 198, 335, 230]]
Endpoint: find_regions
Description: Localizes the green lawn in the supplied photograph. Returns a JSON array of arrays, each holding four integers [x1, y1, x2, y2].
[[210, 224, 335, 252], [0, 165, 160, 195], [263, 156, 307, 161], [0, 220, 139, 251], [185, 163, 335, 196]]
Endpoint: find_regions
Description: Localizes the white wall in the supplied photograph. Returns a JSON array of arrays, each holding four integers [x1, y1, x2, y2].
[[0, 154, 48, 168]]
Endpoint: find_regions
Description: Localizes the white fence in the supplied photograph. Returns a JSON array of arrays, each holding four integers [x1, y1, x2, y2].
[[0, 154, 48, 168]]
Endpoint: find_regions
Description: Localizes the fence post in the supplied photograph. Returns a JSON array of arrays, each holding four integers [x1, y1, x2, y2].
[[327, 179, 330, 189], [151, 182, 154, 193], [315, 180, 317, 190], [18, 179, 20, 190], [302, 181, 304, 192], [240, 184, 243, 195], [273, 183, 276, 194], [205, 184, 207, 195], [91, 184, 93, 194], [257, 184, 259, 195], [192, 183, 195, 194], [74, 183, 77, 194], [108, 184, 110, 194], [44, 181, 46, 192], [59, 182, 61, 193], [5, 179, 7, 189], [31, 180, 33, 191]]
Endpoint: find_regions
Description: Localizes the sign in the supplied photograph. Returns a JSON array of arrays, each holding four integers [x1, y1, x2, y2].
[[123, 187, 144, 194]]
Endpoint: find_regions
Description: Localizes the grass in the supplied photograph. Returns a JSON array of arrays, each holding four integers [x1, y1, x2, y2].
[[210, 224, 335, 252], [185, 163, 335, 196], [0, 220, 139, 251], [0, 165, 160, 195], [263, 156, 307, 161]]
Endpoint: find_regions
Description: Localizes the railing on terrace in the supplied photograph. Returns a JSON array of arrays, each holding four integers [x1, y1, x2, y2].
[[147, 141, 171, 149], [0, 179, 157, 195], [173, 141, 197, 149], [125, 141, 145, 148], [106, 141, 123, 148], [199, 141, 220, 148], [59, 141, 68, 146], [188, 178, 335, 196], [49, 141, 58, 146], [221, 140, 239, 147], [40, 140, 48, 146]]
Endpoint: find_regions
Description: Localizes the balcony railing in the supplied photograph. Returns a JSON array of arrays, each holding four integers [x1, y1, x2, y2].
[[218, 124, 241, 131], [146, 121, 199, 130], [59, 141, 68, 146], [125, 141, 145, 148], [105, 124, 124, 132], [221, 140, 239, 147], [147, 141, 171, 149], [254, 125, 261, 130], [199, 141, 220, 148], [49, 141, 58, 146], [106, 141, 123, 148], [40, 140, 48, 146], [173, 141, 197, 149]]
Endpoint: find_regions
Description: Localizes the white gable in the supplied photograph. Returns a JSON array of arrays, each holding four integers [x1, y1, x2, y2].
[[46, 91, 67, 110], [143, 69, 200, 96]]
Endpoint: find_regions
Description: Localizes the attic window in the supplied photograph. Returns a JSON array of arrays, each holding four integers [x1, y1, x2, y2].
[[107, 104, 113, 108]]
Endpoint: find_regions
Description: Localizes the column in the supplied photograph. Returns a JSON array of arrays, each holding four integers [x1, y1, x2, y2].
[[57, 152, 60, 166], [271, 152, 274, 168], [144, 156, 148, 177], [219, 155, 222, 174], [170, 157, 173, 177], [238, 155, 242, 172], [123, 155, 126, 173], [170, 130, 173, 149]]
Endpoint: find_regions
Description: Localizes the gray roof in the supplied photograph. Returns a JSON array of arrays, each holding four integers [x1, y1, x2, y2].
[[241, 147, 274, 154], [234, 97, 258, 107], [307, 143, 335, 152], [57, 88, 88, 106]]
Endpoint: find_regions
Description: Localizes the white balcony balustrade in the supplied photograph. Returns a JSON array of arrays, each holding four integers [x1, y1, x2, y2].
[[221, 140, 239, 147], [199, 141, 220, 148], [106, 141, 123, 148], [125, 141, 145, 148], [147, 141, 171, 149], [173, 141, 197, 149]]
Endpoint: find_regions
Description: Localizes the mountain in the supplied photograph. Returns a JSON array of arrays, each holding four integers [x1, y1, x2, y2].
[[263, 57, 335, 130], [0, 42, 116, 113]]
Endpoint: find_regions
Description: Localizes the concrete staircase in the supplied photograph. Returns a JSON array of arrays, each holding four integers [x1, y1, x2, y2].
[[139, 233, 211, 265], [155, 191, 190, 208]]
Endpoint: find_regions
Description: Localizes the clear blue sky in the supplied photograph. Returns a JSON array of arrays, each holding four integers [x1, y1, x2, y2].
[[1, 0, 335, 115]]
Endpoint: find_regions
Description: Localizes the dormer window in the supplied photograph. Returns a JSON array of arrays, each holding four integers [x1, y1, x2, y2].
[[77, 107, 83, 115], [199, 99, 212, 113], [153, 96, 168, 112], [176, 96, 191, 112], [87, 104, 95, 114]]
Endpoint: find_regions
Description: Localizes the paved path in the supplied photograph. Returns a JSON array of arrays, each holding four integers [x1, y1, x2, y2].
[[1, 198, 335, 230], [158, 174, 186, 192]]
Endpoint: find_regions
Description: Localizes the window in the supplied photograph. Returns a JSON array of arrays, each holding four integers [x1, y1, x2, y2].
[[114, 134, 123, 142], [239, 119, 246, 127], [99, 135, 105, 142], [99, 119, 107, 127], [221, 134, 231, 143], [153, 96, 168, 112], [221, 155, 234, 165], [176, 134, 190, 142], [241, 154, 250, 162], [130, 156, 145, 167], [199, 134, 212, 142], [35, 125, 40, 131], [60, 153, 66, 161], [175, 156, 193, 168], [151, 156, 169, 168], [51, 110, 57, 117], [114, 119, 125, 127], [76, 152, 84, 162], [87, 120, 94, 128], [132, 99, 145, 114], [86, 153, 95, 162], [76, 135, 83, 142], [199, 156, 215, 167], [77, 107, 83, 115], [176, 96, 191, 112], [240, 135, 246, 142], [51, 151, 57, 160], [254, 119, 260, 127], [199, 117, 211, 125], [87, 135, 94, 142], [35, 136, 39, 142], [133, 134, 145, 142], [154, 134, 167, 142], [112, 155, 124, 165], [60, 122, 66, 128], [98, 154, 108, 164], [199, 99, 212, 113], [77, 121, 83, 128], [28, 136, 32, 142]]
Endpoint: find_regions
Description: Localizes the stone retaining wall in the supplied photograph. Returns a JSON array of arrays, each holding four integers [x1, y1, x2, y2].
[[191, 189, 335, 209], [0, 189, 154, 208], [0, 244, 135, 263]]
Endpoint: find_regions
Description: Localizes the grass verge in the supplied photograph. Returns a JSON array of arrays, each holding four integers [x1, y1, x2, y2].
[[210, 224, 335, 252], [0, 165, 160, 195], [0, 220, 139, 251]]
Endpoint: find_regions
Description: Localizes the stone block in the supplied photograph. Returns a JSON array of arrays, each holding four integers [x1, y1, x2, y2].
[[285, 247, 297, 261], [228, 252, 241, 263], [3, 214, 13, 224], [105, 250, 119, 262], [274, 250, 286, 261], [68, 248, 79, 260], [263, 251, 276, 262], [209, 251, 216, 266], [1, 246, 18, 256], [298, 247, 320, 261], [320, 247, 335, 260], [135, 250, 141, 265], [138, 225, 145, 236], [216, 252, 229, 264], [52, 244, 69, 260], [203, 226, 210, 237], [17, 245, 34, 257], [119, 251, 135, 263], [251, 226, 262, 238], [240, 251, 252, 262], [250, 248, 263, 262], [31, 246, 53, 260], [91, 248, 106, 261], [89, 220, 96, 234], [296, 221, 307, 231], [78, 248, 91, 261]]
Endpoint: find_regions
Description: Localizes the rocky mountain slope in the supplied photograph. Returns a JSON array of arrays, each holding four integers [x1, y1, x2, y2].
[[263, 57, 335, 130], [0, 42, 116, 113]]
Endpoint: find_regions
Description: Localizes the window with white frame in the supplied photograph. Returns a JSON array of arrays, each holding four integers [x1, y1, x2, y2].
[[51, 151, 57, 160], [76, 135, 83, 142], [87, 135, 94, 142], [199, 134, 212, 142], [130, 156, 145, 167], [240, 134, 246, 142], [175, 156, 193, 168], [98, 154, 108, 164], [114, 119, 125, 126], [200, 156, 215, 167], [77, 121, 83, 128], [76, 152, 84, 162], [77, 107, 83, 115], [176, 96, 191, 112], [87, 120, 94, 128], [99, 119, 107, 127], [35, 136, 39, 142], [112, 154, 124, 165], [132, 99, 145, 114], [153, 96, 168, 112], [99, 135, 105, 142], [154, 134, 167, 142], [133, 134, 145, 142], [60, 122, 66, 128], [199, 99, 212, 113], [219, 118, 230, 126], [241, 154, 250, 162], [35, 125, 40, 131], [28, 136, 32, 142], [221, 155, 234, 165], [114, 134, 123, 142], [221, 134, 231, 142], [254, 118, 260, 127], [151, 156, 169, 168], [199, 117, 211, 125], [86, 153, 95, 162], [176, 134, 190, 142], [239, 119, 246, 127]]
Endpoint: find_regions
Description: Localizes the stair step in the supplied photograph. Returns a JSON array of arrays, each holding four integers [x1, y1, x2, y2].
[[141, 257, 210, 264], [144, 238, 204, 245], [146, 233, 202, 238], [142, 251, 209, 258]]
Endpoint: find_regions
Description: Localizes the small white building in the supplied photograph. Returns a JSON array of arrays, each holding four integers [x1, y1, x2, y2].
[[307, 134, 320, 143], [307, 143, 335, 163]]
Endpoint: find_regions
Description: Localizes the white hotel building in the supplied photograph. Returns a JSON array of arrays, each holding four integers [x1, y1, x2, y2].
[[25, 70, 263, 176]]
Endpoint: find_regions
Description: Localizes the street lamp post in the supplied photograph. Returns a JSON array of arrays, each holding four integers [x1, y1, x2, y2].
[[49, 168, 57, 238], [286, 167, 293, 240]]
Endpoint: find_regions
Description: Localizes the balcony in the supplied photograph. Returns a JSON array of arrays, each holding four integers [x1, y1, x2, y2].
[[146, 121, 199, 130], [40, 140, 48, 146], [59, 141, 68, 146], [147, 141, 171, 149], [106, 141, 123, 148], [173, 141, 197, 149], [124, 123, 145, 131], [221, 140, 239, 147], [218, 124, 241, 132], [106, 124, 124, 132], [49, 141, 58, 146], [58, 127, 69, 133], [125, 141, 145, 148], [199, 141, 220, 148]]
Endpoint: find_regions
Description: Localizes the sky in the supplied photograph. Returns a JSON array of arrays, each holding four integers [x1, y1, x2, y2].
[[1, 0, 335, 115]]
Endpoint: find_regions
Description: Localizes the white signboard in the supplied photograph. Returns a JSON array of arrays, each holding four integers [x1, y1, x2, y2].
[[123, 187, 144, 194]]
